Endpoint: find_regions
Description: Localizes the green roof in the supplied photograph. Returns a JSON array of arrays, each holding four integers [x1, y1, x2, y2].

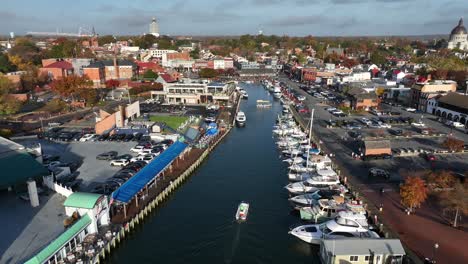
[[24, 214, 91, 264], [64, 192, 103, 209], [0, 153, 49, 188]]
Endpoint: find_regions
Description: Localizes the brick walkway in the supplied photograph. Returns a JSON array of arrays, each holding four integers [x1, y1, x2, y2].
[[363, 184, 468, 264]]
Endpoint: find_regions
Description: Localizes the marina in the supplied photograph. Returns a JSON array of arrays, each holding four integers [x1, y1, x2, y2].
[[106, 83, 321, 263]]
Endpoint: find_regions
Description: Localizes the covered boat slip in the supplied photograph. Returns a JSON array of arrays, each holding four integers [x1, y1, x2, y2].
[[111, 141, 188, 212]]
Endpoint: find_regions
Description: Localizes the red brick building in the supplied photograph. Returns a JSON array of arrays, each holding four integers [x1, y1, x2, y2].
[[136, 61, 165, 75], [39, 60, 74, 80]]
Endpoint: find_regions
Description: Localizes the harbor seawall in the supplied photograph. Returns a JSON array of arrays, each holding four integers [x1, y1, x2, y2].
[[91, 96, 241, 264]]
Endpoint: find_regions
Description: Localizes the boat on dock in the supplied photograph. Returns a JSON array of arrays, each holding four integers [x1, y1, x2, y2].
[[239, 89, 249, 99], [235, 202, 249, 222], [288, 212, 379, 244], [236, 111, 246, 126]]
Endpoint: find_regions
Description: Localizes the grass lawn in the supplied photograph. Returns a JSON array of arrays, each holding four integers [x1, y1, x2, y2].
[[149, 115, 188, 130]]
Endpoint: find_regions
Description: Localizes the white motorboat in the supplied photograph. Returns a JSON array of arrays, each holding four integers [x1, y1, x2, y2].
[[283, 156, 305, 165], [289, 168, 337, 182], [273, 86, 282, 99], [235, 202, 249, 222], [239, 90, 248, 99], [288, 191, 322, 206], [289, 212, 379, 244], [299, 197, 366, 222], [285, 176, 341, 194], [236, 111, 246, 126]]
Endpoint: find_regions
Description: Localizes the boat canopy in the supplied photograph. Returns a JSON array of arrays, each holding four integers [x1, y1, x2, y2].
[[112, 141, 188, 203]]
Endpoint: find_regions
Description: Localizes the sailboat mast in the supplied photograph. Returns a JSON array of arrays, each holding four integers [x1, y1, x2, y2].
[[306, 109, 314, 168]]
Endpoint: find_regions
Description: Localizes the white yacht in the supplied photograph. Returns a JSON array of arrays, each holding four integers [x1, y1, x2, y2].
[[235, 111, 246, 126], [273, 86, 282, 99], [285, 176, 341, 194], [289, 212, 379, 244], [289, 168, 337, 182]]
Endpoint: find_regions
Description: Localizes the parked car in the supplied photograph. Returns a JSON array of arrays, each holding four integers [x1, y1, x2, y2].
[[115, 154, 133, 161], [348, 131, 362, 139], [131, 145, 145, 153], [358, 118, 372, 126], [132, 132, 143, 141], [96, 151, 118, 160], [79, 134, 95, 142], [368, 167, 390, 179], [345, 123, 362, 130], [411, 121, 426, 127], [388, 129, 403, 136], [123, 134, 134, 142], [404, 107, 417, 113], [446, 121, 465, 128], [110, 159, 130, 167], [97, 133, 109, 141], [421, 153, 436, 161], [297, 95, 306, 101]]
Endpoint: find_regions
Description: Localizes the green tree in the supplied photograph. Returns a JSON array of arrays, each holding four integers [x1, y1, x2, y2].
[[199, 68, 219, 78], [98, 35, 116, 46], [0, 54, 16, 73], [370, 50, 387, 65], [0, 96, 22, 115], [41, 98, 69, 113], [143, 70, 159, 79], [0, 75, 15, 96], [190, 48, 200, 59]]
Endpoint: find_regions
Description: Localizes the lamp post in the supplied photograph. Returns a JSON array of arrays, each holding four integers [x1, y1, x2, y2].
[[433, 243, 439, 263]]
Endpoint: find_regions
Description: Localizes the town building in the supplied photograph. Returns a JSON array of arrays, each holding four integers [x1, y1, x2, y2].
[[347, 87, 380, 110], [95, 101, 141, 135], [136, 61, 165, 75], [150, 80, 236, 105], [149, 17, 160, 37], [319, 239, 405, 264], [434, 92, 468, 126], [84, 60, 138, 83], [148, 49, 177, 59], [448, 18, 468, 50], [39, 60, 74, 80], [83, 63, 105, 87], [162, 52, 191, 67], [410, 80, 457, 112]]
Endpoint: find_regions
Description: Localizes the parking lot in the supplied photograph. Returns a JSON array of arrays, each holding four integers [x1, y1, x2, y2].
[[280, 75, 468, 181]]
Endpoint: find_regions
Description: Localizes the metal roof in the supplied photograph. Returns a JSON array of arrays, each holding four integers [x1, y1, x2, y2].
[[112, 141, 188, 203], [63, 192, 103, 209], [364, 140, 391, 150], [321, 239, 405, 256], [0, 152, 49, 188], [24, 214, 91, 264]]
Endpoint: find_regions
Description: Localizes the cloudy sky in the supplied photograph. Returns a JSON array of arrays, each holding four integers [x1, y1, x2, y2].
[[1, 0, 467, 36]]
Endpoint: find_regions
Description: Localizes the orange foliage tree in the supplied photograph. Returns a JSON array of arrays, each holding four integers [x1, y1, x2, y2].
[[442, 137, 464, 152], [400, 176, 428, 213]]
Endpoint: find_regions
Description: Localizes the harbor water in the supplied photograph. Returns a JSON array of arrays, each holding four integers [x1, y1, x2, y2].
[[108, 84, 320, 263]]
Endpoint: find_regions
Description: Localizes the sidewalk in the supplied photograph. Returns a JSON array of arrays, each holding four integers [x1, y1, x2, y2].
[[363, 184, 468, 264]]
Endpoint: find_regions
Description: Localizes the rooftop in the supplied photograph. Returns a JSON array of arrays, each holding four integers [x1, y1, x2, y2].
[[42, 61, 73, 70], [364, 140, 391, 149], [63, 192, 103, 209], [438, 92, 468, 110], [321, 238, 405, 256]]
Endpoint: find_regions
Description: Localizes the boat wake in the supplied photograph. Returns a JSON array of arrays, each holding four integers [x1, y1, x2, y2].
[[224, 223, 241, 264]]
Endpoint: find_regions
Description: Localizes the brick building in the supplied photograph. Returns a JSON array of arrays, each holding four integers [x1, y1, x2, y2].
[[410, 81, 457, 112], [39, 60, 74, 80]]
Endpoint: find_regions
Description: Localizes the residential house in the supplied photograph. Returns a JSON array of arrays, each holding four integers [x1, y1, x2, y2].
[[320, 239, 405, 264], [136, 61, 165, 75], [410, 80, 457, 112], [39, 60, 74, 80], [156, 73, 177, 84]]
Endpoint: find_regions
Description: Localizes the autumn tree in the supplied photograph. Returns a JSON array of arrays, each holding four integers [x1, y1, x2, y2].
[[442, 137, 464, 152], [50, 75, 93, 96], [19, 66, 49, 93], [105, 79, 120, 89], [426, 170, 456, 191], [438, 182, 468, 227], [400, 176, 428, 213], [41, 98, 69, 113]]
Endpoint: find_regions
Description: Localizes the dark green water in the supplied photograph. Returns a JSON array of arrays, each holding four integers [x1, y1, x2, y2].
[[109, 84, 320, 264]]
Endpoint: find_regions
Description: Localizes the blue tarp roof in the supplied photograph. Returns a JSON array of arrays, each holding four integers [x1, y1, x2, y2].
[[112, 141, 188, 203]]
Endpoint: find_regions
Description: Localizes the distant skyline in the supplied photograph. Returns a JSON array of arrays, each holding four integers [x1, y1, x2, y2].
[[1, 0, 467, 37]]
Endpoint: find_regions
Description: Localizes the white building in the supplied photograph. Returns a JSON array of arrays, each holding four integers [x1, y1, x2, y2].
[[448, 18, 468, 50], [149, 49, 177, 59], [149, 17, 160, 37], [151, 81, 235, 105], [341, 71, 371, 83], [213, 59, 225, 69]]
